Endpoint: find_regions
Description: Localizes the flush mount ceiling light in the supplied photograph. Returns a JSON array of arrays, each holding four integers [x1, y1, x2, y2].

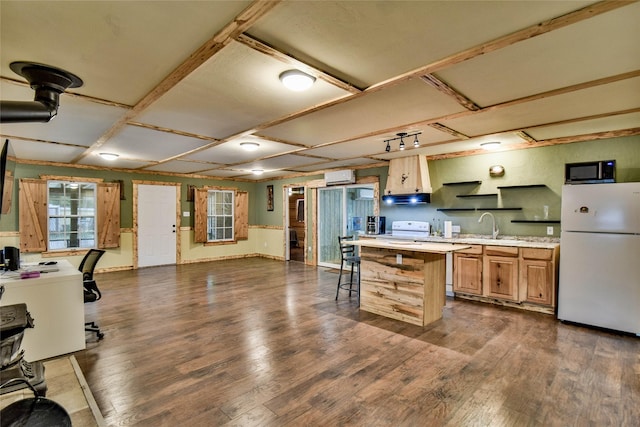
[[240, 142, 260, 151], [279, 70, 316, 92], [99, 152, 119, 160], [383, 131, 421, 153], [480, 141, 501, 151], [252, 169, 264, 175]]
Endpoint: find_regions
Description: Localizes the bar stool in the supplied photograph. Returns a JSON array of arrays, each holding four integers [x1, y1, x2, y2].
[[335, 235, 360, 305]]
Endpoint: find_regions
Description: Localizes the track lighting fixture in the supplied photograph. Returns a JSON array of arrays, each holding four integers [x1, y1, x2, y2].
[[383, 131, 421, 153]]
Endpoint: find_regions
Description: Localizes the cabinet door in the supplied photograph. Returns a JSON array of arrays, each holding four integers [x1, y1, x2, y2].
[[453, 254, 483, 295], [484, 256, 519, 301], [521, 259, 553, 305]]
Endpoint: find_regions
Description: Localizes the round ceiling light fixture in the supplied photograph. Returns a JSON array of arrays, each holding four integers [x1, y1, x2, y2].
[[99, 152, 119, 160], [279, 70, 316, 92], [240, 142, 260, 151], [480, 141, 501, 151]]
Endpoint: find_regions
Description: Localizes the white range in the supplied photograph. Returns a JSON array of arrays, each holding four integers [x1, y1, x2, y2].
[[391, 221, 430, 238]]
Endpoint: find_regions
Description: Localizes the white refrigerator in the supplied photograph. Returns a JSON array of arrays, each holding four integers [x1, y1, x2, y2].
[[558, 182, 640, 335]]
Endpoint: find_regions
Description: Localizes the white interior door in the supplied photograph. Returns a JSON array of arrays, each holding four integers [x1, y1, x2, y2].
[[137, 184, 177, 267]]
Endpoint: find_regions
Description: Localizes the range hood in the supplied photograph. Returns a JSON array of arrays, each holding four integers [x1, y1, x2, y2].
[[383, 155, 432, 205]]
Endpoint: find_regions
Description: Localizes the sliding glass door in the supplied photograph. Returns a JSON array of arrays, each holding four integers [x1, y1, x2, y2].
[[318, 184, 374, 268]]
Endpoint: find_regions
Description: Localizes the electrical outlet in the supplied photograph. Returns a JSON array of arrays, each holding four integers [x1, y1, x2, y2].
[[547, 226, 554, 235]]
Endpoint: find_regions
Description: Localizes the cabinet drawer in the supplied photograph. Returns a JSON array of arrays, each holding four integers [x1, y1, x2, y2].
[[484, 245, 519, 257], [521, 248, 553, 260], [458, 244, 483, 255]]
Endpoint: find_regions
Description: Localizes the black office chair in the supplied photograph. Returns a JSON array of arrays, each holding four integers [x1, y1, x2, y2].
[[335, 236, 360, 305], [80, 249, 106, 340]]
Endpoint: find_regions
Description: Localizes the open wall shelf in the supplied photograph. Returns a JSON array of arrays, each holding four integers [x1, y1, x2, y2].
[[437, 208, 476, 212], [437, 207, 523, 212], [442, 180, 482, 186], [478, 207, 523, 211], [498, 184, 547, 189], [456, 193, 498, 198], [511, 220, 560, 224]]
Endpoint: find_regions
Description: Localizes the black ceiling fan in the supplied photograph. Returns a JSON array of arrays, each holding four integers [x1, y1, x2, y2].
[[0, 61, 83, 123]]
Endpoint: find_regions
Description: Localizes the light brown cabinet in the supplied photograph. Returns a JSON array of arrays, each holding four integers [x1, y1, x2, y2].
[[453, 245, 483, 295], [520, 248, 557, 306], [483, 246, 519, 301], [453, 243, 559, 313]]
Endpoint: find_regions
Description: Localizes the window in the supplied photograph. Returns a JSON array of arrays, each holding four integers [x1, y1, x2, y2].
[[19, 178, 120, 253], [206, 189, 234, 241], [47, 181, 97, 250]]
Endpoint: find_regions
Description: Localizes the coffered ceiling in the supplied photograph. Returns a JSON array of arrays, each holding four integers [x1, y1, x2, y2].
[[1, 1, 639, 181]]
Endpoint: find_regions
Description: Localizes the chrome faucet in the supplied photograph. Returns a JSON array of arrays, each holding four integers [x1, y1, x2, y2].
[[478, 212, 499, 239]]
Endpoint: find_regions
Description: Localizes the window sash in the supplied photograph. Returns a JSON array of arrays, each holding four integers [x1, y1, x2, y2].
[[207, 190, 234, 242], [47, 181, 97, 250]]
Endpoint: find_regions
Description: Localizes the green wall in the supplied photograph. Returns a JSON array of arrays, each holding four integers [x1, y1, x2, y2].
[[0, 164, 256, 232], [2, 136, 638, 240], [380, 136, 640, 237]]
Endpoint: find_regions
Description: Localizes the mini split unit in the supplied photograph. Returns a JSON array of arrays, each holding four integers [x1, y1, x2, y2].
[[324, 170, 356, 186]]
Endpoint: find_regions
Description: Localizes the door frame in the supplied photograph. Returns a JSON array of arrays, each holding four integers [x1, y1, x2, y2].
[[132, 180, 181, 269], [317, 181, 379, 269], [283, 185, 306, 262]]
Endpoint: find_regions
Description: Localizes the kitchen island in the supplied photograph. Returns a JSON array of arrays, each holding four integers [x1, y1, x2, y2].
[[352, 240, 470, 326]]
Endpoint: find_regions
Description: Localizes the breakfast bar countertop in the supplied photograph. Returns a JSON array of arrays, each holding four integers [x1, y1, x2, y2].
[[351, 239, 471, 253]]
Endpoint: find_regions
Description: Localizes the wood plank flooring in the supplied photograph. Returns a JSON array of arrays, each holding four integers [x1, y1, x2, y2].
[[74, 258, 640, 426]]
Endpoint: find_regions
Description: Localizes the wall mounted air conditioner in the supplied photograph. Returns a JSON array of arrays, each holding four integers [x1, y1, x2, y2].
[[325, 169, 355, 186]]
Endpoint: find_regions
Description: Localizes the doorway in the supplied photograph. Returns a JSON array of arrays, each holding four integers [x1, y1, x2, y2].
[[317, 184, 375, 268], [286, 187, 305, 262], [136, 183, 178, 267]]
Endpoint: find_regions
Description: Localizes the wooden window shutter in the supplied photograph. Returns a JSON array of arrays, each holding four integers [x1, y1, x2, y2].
[[235, 191, 248, 240], [18, 178, 47, 252], [193, 188, 208, 243], [97, 182, 121, 248]]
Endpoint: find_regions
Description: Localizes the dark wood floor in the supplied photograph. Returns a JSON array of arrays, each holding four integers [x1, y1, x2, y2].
[[75, 258, 640, 426]]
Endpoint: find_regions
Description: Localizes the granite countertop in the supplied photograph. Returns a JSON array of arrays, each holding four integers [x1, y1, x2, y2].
[[368, 233, 560, 249]]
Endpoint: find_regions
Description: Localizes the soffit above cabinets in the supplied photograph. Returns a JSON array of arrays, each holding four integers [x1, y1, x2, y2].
[[1, 1, 638, 180]]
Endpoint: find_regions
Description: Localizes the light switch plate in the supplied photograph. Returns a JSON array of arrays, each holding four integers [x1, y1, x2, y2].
[[547, 226, 554, 235], [396, 254, 402, 264]]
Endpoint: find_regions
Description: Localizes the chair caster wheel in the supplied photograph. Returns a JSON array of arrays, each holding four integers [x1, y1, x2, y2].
[[97, 333, 105, 340]]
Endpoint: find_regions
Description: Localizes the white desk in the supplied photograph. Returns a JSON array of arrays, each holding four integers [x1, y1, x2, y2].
[[0, 260, 85, 361]]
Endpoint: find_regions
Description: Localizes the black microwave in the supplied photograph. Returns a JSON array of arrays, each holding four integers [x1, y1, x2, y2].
[[565, 160, 615, 184]]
